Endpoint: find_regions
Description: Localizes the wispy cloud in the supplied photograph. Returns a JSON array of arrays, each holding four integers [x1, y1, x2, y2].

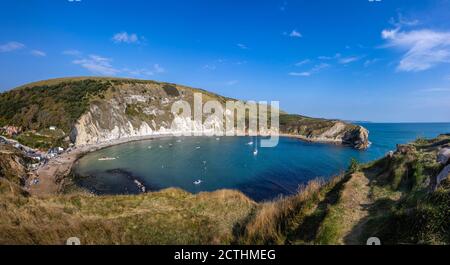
[[289, 29, 302, 38], [289, 72, 311, 77], [203, 64, 217, 71], [153, 64, 165, 73], [73, 54, 164, 77], [382, 28, 450, 72], [0, 41, 25, 53], [237, 43, 248, 50], [62, 49, 82, 56], [389, 13, 420, 28], [295, 59, 310, 66], [73, 55, 120, 76], [338, 56, 361, 64], [289, 63, 330, 77], [112, 32, 142, 44], [30, 50, 46, 57], [318, 53, 341, 60], [364, 58, 381, 67]]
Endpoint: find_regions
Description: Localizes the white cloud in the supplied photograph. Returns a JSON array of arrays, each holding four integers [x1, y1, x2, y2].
[[289, 72, 311, 77], [62, 49, 82, 56], [30, 50, 46, 57], [0, 41, 25, 53], [153, 64, 165, 73], [289, 30, 302, 38], [237, 43, 248, 50], [295, 59, 310, 66], [289, 63, 330, 77], [72, 53, 164, 77], [382, 28, 450, 72], [112, 32, 141, 44], [318, 53, 341, 60], [73, 55, 120, 76], [338, 56, 360, 64]]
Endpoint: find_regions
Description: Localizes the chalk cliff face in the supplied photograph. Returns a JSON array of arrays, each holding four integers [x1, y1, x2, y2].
[[1, 77, 369, 149], [69, 81, 247, 145]]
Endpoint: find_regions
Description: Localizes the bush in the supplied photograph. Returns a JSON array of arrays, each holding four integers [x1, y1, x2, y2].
[[348, 158, 360, 174]]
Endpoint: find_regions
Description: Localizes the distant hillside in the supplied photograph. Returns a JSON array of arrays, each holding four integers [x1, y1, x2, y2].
[[0, 77, 369, 149]]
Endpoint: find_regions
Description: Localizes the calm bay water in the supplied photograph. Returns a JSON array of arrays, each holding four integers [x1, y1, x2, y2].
[[73, 123, 450, 201]]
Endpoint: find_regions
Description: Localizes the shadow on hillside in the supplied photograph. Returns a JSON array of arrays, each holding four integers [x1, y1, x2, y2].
[[343, 197, 397, 245], [343, 167, 398, 245], [285, 174, 352, 244]]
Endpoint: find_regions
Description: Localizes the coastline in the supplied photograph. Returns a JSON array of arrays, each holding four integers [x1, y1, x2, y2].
[[28, 134, 175, 196], [27, 133, 362, 197]]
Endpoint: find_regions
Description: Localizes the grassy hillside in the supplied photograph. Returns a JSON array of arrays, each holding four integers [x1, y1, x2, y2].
[[237, 134, 450, 245], [0, 174, 255, 244]]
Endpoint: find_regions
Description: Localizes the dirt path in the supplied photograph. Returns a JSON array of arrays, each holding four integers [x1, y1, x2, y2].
[[336, 172, 372, 244]]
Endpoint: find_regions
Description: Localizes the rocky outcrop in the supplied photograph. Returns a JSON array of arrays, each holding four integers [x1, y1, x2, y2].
[[437, 147, 450, 164], [280, 115, 370, 149]]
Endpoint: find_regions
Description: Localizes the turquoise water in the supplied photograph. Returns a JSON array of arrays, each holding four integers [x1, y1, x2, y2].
[[73, 123, 450, 201]]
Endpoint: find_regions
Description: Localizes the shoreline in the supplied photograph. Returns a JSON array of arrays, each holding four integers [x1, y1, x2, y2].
[[28, 133, 360, 197], [29, 134, 175, 196]]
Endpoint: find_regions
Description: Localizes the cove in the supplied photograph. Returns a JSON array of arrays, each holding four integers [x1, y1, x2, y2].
[[73, 123, 450, 201]]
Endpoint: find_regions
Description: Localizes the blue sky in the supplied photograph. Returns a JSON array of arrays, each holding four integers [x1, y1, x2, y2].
[[1, 0, 450, 122]]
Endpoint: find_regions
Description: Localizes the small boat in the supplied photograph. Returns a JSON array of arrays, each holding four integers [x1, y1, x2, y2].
[[193, 179, 203, 185], [253, 136, 258, 156], [216, 138, 220, 141], [195, 146, 201, 149], [98, 157, 116, 161], [247, 141, 254, 145]]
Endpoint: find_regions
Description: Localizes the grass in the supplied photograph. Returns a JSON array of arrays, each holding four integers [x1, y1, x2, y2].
[[0, 185, 255, 244], [236, 175, 347, 245]]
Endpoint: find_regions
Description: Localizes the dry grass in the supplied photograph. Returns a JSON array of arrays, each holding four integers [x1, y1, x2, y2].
[[237, 176, 345, 244], [0, 183, 256, 245]]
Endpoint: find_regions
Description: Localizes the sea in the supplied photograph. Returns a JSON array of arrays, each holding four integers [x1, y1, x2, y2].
[[73, 123, 450, 201]]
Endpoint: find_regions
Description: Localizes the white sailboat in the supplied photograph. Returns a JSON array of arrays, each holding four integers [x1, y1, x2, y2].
[[253, 136, 258, 156]]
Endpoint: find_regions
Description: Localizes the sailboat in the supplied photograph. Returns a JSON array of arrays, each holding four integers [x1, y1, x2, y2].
[[253, 136, 258, 156]]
